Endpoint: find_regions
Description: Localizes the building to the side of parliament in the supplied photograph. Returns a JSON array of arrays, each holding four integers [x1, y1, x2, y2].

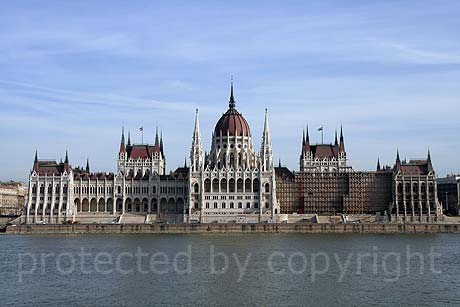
[[25, 84, 443, 224]]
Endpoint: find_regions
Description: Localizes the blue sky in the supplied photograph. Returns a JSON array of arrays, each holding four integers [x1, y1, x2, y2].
[[1, 0, 459, 182]]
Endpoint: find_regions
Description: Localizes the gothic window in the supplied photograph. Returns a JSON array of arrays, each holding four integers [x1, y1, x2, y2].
[[229, 179, 235, 193], [237, 179, 244, 193], [212, 179, 219, 193], [214, 202, 218, 209], [220, 179, 227, 193], [238, 202, 242, 209], [253, 179, 260, 193], [194, 183, 199, 193], [246, 202, 251, 209], [230, 202, 234, 208], [204, 179, 211, 193], [265, 183, 270, 193], [245, 179, 251, 193], [222, 202, 226, 209]]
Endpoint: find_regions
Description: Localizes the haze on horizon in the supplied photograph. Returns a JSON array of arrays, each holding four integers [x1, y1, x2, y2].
[[1, 0, 459, 182]]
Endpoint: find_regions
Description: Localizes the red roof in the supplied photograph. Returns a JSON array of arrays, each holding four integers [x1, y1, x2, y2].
[[214, 108, 251, 137], [309, 144, 339, 159], [127, 144, 161, 159]]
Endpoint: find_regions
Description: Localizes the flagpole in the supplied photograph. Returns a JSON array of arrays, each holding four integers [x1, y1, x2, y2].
[[321, 126, 324, 144]]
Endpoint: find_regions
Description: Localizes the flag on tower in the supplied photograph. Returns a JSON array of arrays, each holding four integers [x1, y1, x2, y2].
[[318, 126, 323, 131], [139, 127, 143, 132]]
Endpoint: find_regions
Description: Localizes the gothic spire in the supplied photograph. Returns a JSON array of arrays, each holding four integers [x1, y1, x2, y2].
[[377, 158, 381, 171], [427, 149, 433, 172], [229, 81, 235, 109], [191, 108, 204, 172], [278, 158, 282, 168], [34, 149, 38, 164], [155, 126, 159, 146], [64, 150, 69, 164], [334, 129, 338, 146], [339, 125, 345, 153], [160, 131, 164, 156], [86, 158, 90, 173], [260, 108, 273, 172], [119, 126, 126, 153], [127, 131, 131, 146]]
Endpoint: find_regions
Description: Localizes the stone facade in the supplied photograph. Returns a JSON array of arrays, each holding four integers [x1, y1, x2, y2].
[[0, 181, 27, 216], [187, 84, 278, 223]]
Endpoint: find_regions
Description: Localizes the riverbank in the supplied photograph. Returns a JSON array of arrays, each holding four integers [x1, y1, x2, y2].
[[4, 223, 460, 234]]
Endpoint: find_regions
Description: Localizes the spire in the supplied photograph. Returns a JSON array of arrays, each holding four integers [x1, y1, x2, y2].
[[155, 126, 159, 146], [160, 131, 164, 156], [33, 150, 39, 173], [119, 126, 126, 153], [184, 157, 187, 168], [278, 158, 282, 168], [304, 125, 311, 152], [191, 109, 204, 172], [229, 81, 235, 109], [260, 108, 273, 171], [395, 149, 401, 170], [377, 158, 381, 171], [427, 149, 433, 172], [86, 158, 90, 173], [127, 131, 131, 146], [334, 129, 338, 146], [64, 150, 69, 164], [339, 125, 345, 153]]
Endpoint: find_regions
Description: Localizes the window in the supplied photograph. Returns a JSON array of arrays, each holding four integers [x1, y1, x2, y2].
[[206, 202, 210, 208], [230, 202, 234, 209], [222, 202, 226, 209], [246, 202, 251, 209], [238, 202, 243, 209], [214, 202, 218, 209]]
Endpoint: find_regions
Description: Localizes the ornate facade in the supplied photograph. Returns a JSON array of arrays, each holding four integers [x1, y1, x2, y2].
[[24, 82, 443, 224], [187, 84, 278, 223], [25, 129, 188, 224], [300, 126, 351, 173]]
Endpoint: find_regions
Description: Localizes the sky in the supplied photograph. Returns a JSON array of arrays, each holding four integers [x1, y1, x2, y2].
[[0, 0, 459, 182]]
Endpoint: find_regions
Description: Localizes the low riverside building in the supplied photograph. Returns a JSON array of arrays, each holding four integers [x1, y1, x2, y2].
[[437, 175, 460, 215], [0, 181, 27, 216]]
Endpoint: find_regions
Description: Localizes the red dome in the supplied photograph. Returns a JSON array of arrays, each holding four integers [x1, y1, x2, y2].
[[214, 108, 251, 137], [214, 83, 251, 137]]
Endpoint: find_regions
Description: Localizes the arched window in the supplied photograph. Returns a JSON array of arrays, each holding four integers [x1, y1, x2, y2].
[[220, 179, 227, 193], [212, 179, 219, 193], [253, 179, 260, 193], [237, 179, 244, 193], [229, 179, 235, 193], [194, 183, 199, 193], [264, 183, 270, 193], [204, 179, 211, 193]]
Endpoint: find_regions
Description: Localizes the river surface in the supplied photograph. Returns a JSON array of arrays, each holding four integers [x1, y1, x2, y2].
[[1, 234, 459, 306]]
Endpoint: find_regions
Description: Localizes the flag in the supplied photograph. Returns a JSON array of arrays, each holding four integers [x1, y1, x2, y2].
[[318, 126, 323, 131], [139, 127, 143, 132]]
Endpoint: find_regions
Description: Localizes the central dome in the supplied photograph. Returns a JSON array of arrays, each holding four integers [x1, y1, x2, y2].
[[214, 83, 251, 137]]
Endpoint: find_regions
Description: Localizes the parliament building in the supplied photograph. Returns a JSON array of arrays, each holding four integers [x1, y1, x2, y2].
[[24, 84, 442, 224]]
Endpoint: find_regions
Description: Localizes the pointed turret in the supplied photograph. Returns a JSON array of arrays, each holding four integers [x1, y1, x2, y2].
[[260, 108, 273, 172], [427, 149, 433, 172], [127, 131, 131, 146], [86, 158, 90, 173], [64, 150, 70, 173], [278, 158, 282, 168], [334, 130, 338, 146], [377, 158, 381, 171], [304, 125, 311, 152], [229, 81, 235, 109], [184, 157, 187, 168], [339, 125, 345, 153], [190, 108, 204, 172], [160, 131, 164, 157], [33, 150, 39, 173], [154, 126, 159, 147], [119, 126, 126, 153], [395, 149, 401, 170]]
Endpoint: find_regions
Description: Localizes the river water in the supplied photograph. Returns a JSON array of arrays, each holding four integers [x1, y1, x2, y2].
[[1, 234, 459, 306]]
